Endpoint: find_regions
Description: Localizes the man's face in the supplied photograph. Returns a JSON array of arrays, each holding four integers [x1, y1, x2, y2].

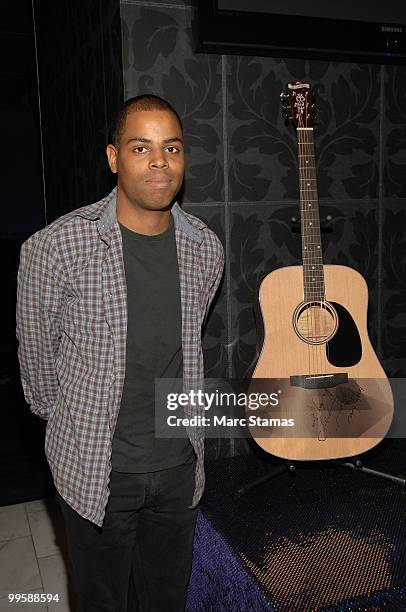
[[106, 109, 184, 211]]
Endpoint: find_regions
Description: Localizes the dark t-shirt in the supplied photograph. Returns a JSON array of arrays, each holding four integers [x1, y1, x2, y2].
[[111, 215, 194, 472]]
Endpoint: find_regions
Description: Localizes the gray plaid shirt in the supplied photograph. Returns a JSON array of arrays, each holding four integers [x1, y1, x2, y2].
[[16, 188, 224, 526]]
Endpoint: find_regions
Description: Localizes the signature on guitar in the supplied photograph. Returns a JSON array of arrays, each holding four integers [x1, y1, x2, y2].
[[310, 381, 366, 440]]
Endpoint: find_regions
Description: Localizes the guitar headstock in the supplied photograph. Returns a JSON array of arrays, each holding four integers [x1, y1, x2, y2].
[[280, 82, 316, 129]]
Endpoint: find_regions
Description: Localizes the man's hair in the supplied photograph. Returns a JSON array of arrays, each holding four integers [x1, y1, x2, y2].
[[111, 94, 183, 147]]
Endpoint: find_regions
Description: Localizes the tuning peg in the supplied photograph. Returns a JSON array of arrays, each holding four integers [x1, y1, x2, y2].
[[280, 91, 293, 124], [283, 112, 292, 125], [280, 99, 290, 114]]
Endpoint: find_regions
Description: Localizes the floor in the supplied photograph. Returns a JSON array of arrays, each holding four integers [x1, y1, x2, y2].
[[2, 447, 405, 611], [0, 497, 77, 611], [196, 451, 406, 610]]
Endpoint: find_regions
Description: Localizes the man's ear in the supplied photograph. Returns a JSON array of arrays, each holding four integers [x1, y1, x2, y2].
[[106, 144, 118, 174]]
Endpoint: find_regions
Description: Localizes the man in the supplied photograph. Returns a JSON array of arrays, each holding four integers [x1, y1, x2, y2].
[[16, 94, 224, 611]]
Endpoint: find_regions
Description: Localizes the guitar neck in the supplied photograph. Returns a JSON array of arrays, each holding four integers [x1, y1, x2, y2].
[[297, 128, 325, 301]]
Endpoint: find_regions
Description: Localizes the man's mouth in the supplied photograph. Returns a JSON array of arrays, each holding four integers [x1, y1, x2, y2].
[[146, 179, 171, 189], [145, 175, 172, 188], [147, 179, 171, 185]]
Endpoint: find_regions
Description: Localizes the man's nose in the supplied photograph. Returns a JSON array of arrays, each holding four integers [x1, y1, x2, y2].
[[149, 152, 169, 168]]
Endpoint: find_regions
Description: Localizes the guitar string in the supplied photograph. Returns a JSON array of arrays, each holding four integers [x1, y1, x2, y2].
[[304, 128, 322, 377], [298, 118, 313, 376], [304, 129, 317, 375], [298, 118, 309, 375], [300, 125, 314, 375], [304, 128, 326, 376], [299, 126, 325, 376], [297, 114, 311, 377], [305, 129, 318, 377]]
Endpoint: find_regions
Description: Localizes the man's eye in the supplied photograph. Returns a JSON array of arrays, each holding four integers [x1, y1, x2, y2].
[[166, 146, 180, 153], [133, 146, 147, 153]]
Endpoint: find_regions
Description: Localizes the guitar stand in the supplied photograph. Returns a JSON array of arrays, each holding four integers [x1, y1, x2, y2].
[[235, 456, 406, 499], [333, 456, 406, 486]]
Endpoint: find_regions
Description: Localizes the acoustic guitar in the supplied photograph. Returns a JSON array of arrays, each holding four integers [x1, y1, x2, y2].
[[247, 82, 393, 460]]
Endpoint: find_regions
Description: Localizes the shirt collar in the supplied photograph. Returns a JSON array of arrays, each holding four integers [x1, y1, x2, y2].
[[76, 187, 206, 244]]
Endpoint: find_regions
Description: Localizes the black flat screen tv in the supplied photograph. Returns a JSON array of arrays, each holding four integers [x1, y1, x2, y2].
[[195, 0, 406, 64]]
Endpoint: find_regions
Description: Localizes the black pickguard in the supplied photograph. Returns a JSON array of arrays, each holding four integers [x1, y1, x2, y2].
[[326, 302, 362, 367]]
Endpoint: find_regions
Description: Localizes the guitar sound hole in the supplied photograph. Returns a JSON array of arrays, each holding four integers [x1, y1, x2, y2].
[[293, 301, 338, 345]]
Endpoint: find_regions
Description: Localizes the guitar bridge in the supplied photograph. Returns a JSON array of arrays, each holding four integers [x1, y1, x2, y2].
[[290, 373, 348, 389]]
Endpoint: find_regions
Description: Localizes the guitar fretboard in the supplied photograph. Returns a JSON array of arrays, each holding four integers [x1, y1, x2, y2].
[[297, 128, 325, 301]]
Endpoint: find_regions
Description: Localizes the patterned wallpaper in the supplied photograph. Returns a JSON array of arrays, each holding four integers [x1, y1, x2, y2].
[[120, 0, 406, 405]]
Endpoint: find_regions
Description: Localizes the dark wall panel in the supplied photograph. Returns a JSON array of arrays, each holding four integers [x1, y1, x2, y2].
[[381, 199, 406, 377], [34, 0, 124, 221], [384, 65, 406, 198], [381, 64, 406, 375], [0, 0, 45, 234]]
